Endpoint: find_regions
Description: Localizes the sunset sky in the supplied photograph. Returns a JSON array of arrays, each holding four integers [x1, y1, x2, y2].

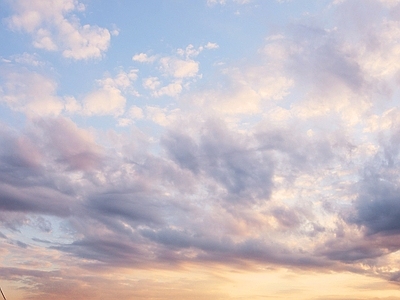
[[2, 0, 400, 299]]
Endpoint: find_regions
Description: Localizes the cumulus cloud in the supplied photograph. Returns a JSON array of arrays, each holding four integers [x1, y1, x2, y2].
[[6, 0, 111, 59], [153, 82, 183, 97], [83, 70, 138, 117], [132, 53, 157, 63], [188, 64, 293, 115], [0, 67, 64, 116], [142, 77, 161, 90], [159, 57, 199, 78]]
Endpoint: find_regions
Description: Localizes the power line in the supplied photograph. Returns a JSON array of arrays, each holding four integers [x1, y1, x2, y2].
[[0, 288, 7, 300]]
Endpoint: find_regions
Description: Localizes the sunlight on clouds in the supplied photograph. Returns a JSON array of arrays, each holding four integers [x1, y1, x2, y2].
[[132, 53, 157, 63], [142, 76, 161, 90], [6, 0, 111, 59], [3, 0, 400, 299], [146, 106, 180, 126], [0, 68, 64, 116], [153, 82, 183, 97], [159, 57, 199, 78], [83, 70, 138, 117]]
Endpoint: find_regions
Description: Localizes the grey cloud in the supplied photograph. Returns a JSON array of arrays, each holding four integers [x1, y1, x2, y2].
[[255, 126, 355, 175], [141, 227, 233, 253], [34, 117, 103, 171], [31, 216, 52, 232], [162, 130, 200, 173], [316, 237, 386, 263], [353, 177, 400, 235], [86, 192, 164, 226], [55, 237, 145, 266], [0, 182, 74, 217], [350, 126, 400, 235], [271, 206, 301, 228], [162, 118, 275, 203], [0, 267, 59, 280], [32, 237, 52, 244], [274, 21, 367, 95], [139, 227, 328, 269], [15, 240, 29, 248]]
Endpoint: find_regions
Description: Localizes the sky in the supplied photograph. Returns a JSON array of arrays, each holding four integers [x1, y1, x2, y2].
[[2, 0, 400, 299]]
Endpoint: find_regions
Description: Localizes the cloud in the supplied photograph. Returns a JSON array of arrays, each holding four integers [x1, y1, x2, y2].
[[6, 0, 111, 60], [145, 106, 180, 126], [153, 82, 183, 97], [133, 43, 217, 99], [188, 65, 293, 115], [83, 70, 138, 117], [0, 67, 64, 116], [6, 1, 400, 298], [35, 117, 103, 171], [142, 77, 161, 90], [207, 0, 252, 5], [159, 57, 199, 78], [0, 183, 74, 217], [132, 53, 157, 63], [162, 118, 275, 202], [204, 42, 219, 49]]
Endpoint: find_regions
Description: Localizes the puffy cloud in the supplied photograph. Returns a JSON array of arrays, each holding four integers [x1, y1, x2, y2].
[[162, 118, 275, 202], [132, 53, 157, 63], [142, 77, 161, 90], [153, 82, 183, 97], [145, 106, 180, 126], [6, 0, 111, 59], [188, 65, 293, 115], [159, 57, 199, 78], [128, 105, 144, 119], [0, 67, 64, 116], [83, 86, 126, 117], [83, 70, 138, 117], [205, 42, 219, 49]]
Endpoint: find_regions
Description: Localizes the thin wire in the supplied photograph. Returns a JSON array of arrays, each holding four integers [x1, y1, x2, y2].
[[0, 288, 7, 300]]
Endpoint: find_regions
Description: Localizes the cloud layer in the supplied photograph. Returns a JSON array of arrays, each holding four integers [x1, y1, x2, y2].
[[2, 0, 400, 299]]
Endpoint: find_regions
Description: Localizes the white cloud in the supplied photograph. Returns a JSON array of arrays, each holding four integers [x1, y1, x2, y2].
[[177, 43, 219, 58], [159, 57, 199, 78], [64, 96, 81, 113], [128, 106, 144, 119], [116, 105, 144, 127], [154, 82, 183, 97], [146, 106, 180, 126], [132, 53, 157, 63], [205, 42, 219, 50], [356, 20, 400, 79], [189, 65, 293, 116], [13, 52, 43, 66], [83, 70, 138, 117], [6, 0, 111, 60], [117, 118, 133, 127], [0, 69, 64, 116], [143, 77, 161, 90], [83, 86, 126, 117], [177, 44, 203, 58]]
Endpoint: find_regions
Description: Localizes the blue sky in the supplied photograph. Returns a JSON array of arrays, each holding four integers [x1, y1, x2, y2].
[[2, 0, 400, 299]]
